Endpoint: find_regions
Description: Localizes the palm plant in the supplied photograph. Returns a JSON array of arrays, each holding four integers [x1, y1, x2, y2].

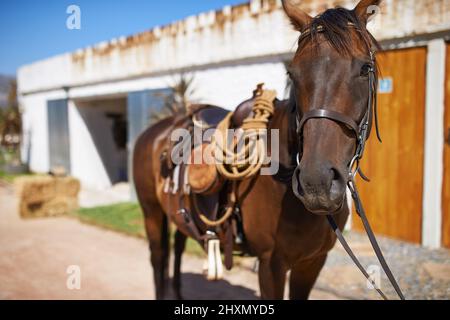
[[0, 80, 21, 165], [149, 73, 196, 123]]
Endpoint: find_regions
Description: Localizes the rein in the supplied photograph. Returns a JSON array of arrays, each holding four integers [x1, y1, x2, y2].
[[292, 23, 405, 300]]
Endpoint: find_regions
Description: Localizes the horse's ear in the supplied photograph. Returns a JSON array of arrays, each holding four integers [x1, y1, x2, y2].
[[282, 0, 312, 32], [354, 0, 382, 25]]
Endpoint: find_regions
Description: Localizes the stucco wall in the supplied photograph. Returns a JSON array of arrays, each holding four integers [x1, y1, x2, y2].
[[68, 100, 111, 189], [18, 0, 450, 95], [70, 98, 127, 189], [67, 58, 289, 108]]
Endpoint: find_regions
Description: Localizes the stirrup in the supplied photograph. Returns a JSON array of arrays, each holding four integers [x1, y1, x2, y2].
[[205, 231, 223, 281], [163, 177, 171, 193]]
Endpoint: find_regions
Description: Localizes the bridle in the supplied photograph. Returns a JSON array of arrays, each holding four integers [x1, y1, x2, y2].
[[291, 23, 405, 300], [294, 23, 381, 173]]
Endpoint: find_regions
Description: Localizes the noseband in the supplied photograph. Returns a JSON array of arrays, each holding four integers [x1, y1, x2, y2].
[[291, 23, 405, 300]]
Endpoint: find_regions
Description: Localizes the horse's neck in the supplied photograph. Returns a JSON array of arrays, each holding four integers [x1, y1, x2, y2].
[[270, 99, 298, 173]]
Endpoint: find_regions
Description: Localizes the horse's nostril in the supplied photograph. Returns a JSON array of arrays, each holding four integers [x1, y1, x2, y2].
[[331, 168, 340, 181], [330, 168, 345, 200], [292, 167, 305, 198], [297, 180, 305, 197]]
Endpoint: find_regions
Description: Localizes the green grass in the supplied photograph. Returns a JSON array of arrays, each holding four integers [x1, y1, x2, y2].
[[73, 202, 204, 256], [0, 170, 16, 183], [75, 202, 147, 238], [0, 149, 15, 166], [0, 170, 33, 183]]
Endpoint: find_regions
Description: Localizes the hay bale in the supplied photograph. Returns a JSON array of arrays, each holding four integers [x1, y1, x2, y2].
[[15, 175, 80, 218]]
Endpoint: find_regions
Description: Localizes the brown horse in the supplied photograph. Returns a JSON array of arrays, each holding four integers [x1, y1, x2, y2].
[[133, 0, 381, 300]]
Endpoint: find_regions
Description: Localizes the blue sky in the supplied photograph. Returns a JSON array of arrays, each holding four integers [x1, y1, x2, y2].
[[0, 0, 246, 76]]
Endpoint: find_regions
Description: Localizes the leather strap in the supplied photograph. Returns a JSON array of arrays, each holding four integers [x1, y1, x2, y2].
[[298, 22, 357, 44], [177, 194, 205, 242], [327, 180, 406, 300], [348, 180, 405, 300], [327, 215, 388, 300], [298, 109, 360, 136]]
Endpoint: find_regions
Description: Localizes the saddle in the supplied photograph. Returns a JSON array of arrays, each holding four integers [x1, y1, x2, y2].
[[190, 83, 264, 129], [190, 98, 255, 129], [160, 84, 276, 280]]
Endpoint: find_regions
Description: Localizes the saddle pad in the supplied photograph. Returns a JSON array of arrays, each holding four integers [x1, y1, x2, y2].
[[188, 144, 223, 195]]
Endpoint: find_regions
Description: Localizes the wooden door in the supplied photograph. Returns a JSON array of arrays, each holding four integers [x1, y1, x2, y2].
[[353, 47, 427, 244], [442, 44, 450, 249]]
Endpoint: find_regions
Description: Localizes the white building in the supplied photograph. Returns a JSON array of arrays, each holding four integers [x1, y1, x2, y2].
[[18, 0, 450, 248]]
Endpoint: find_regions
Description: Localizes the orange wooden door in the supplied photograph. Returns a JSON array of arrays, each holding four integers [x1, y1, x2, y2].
[[353, 47, 427, 244], [442, 44, 450, 249]]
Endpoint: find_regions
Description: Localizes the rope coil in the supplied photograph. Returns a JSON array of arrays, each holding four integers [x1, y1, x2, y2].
[[213, 89, 277, 181], [198, 87, 277, 227]]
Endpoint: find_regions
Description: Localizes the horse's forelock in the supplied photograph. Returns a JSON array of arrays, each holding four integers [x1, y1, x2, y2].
[[299, 7, 380, 57]]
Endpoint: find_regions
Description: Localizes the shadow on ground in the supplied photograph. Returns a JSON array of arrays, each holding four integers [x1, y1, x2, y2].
[[172, 273, 258, 300]]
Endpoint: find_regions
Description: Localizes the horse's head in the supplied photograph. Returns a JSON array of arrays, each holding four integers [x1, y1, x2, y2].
[[283, 0, 381, 214]]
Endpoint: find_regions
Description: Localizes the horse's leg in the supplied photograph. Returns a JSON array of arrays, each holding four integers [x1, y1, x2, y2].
[[258, 252, 287, 299], [289, 254, 327, 300], [173, 229, 187, 300], [143, 203, 170, 300]]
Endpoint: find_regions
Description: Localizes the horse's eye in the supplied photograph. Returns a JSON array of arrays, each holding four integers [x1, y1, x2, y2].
[[360, 63, 372, 77]]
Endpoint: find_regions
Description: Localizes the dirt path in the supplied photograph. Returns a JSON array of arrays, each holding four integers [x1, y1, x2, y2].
[[1, 183, 448, 300], [0, 184, 337, 300]]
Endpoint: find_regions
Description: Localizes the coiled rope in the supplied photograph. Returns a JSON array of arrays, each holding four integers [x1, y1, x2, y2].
[[198, 88, 276, 227], [213, 89, 277, 180]]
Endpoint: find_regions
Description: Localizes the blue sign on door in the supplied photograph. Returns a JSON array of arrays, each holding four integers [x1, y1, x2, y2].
[[379, 78, 393, 94]]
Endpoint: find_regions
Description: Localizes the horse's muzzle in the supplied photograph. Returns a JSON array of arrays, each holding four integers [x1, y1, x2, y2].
[[292, 164, 346, 215]]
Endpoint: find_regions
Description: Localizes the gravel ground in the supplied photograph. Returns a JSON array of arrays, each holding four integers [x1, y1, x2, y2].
[[315, 232, 450, 300]]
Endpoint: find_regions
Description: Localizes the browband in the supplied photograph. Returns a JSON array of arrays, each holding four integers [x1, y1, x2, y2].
[[298, 22, 358, 43]]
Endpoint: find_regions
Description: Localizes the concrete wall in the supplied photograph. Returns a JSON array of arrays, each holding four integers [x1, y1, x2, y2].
[[68, 100, 110, 189], [422, 39, 447, 248], [18, 0, 450, 95], [20, 90, 128, 189]]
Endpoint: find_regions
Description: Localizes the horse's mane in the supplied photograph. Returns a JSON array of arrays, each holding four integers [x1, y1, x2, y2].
[[300, 7, 380, 56]]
